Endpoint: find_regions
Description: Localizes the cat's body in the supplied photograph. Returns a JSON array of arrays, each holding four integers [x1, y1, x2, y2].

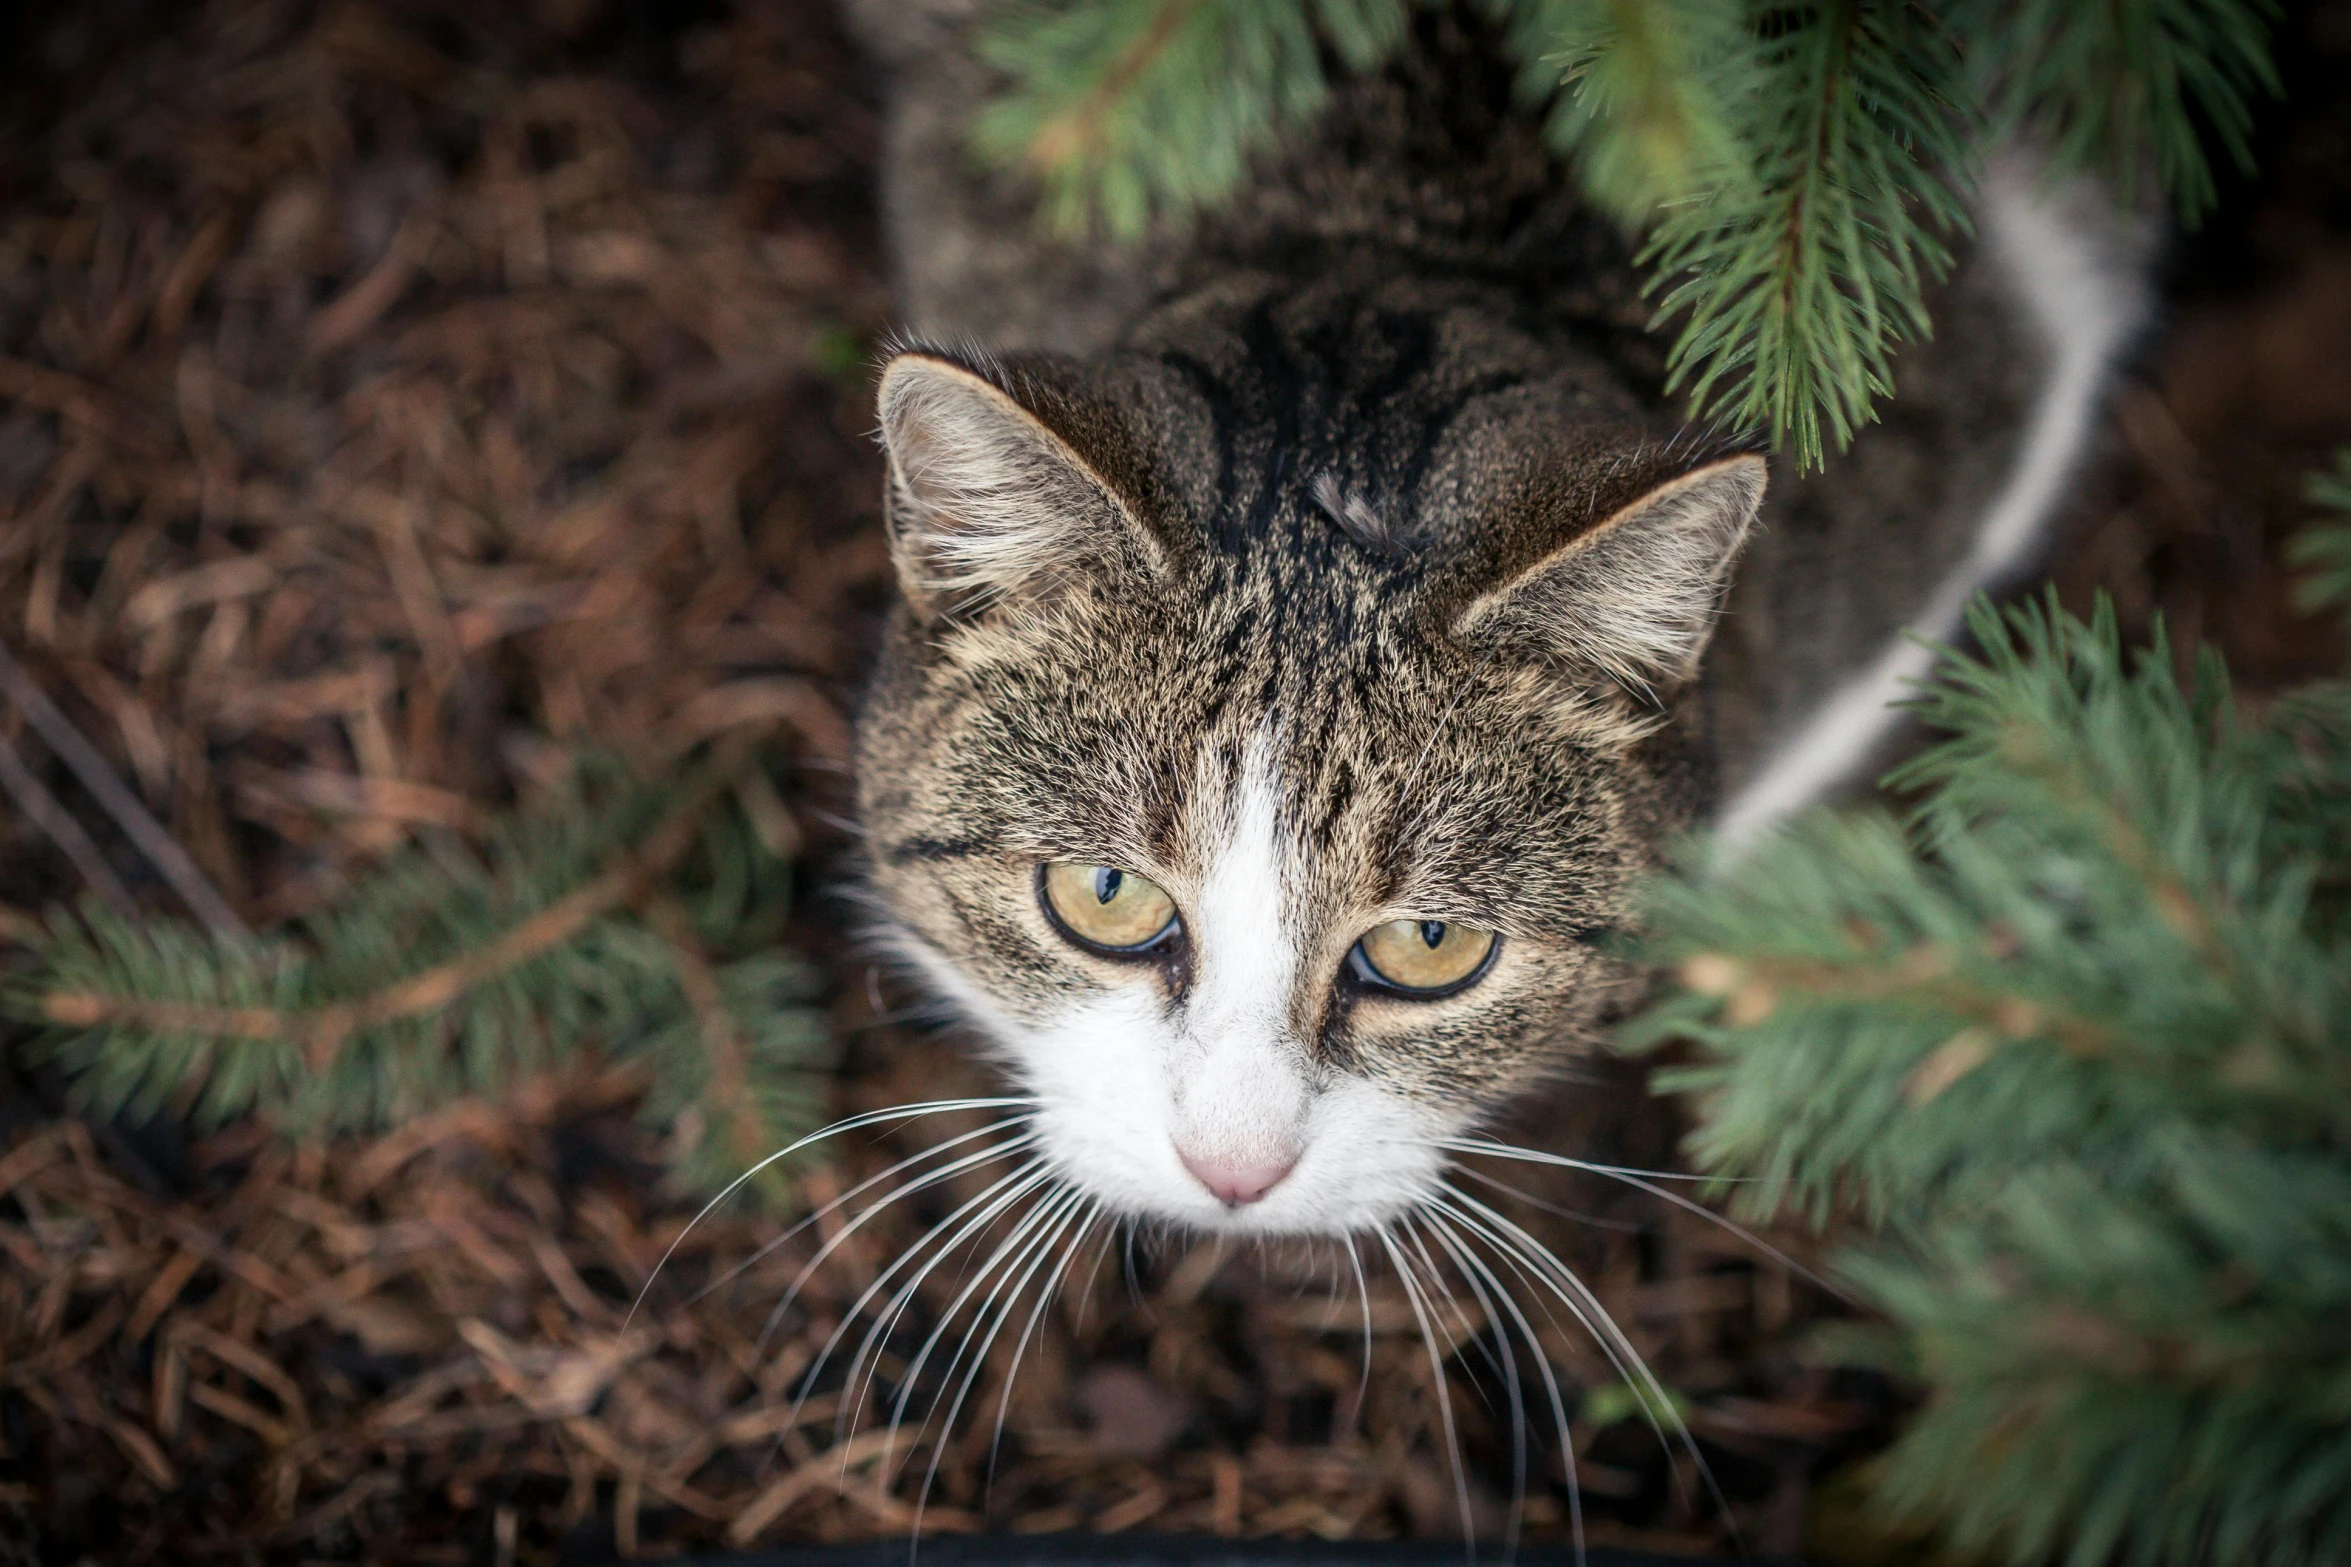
[[844, 4, 2145, 1236]]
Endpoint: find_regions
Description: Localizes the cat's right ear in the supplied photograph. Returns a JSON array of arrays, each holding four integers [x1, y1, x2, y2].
[[877, 351, 1165, 622]]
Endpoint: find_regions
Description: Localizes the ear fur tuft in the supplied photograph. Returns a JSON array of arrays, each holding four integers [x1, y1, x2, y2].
[[877, 352, 1161, 620], [1452, 453, 1766, 698]]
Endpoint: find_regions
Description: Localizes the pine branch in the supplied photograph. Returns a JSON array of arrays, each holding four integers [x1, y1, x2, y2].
[[8, 747, 839, 1206], [1517, 0, 1761, 222], [972, 0, 1416, 237], [971, 0, 2282, 471], [1638, 0, 1972, 468], [1626, 590, 2351, 1566], [1952, 0, 2281, 223], [2292, 447, 2351, 616]]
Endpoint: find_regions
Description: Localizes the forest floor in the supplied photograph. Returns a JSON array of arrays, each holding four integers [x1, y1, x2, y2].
[[0, 2, 2346, 1563]]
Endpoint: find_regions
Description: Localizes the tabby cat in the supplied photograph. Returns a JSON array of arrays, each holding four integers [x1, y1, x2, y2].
[[843, 4, 2145, 1238]]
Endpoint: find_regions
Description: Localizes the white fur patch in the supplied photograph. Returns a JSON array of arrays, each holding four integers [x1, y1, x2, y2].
[[1714, 159, 2151, 851]]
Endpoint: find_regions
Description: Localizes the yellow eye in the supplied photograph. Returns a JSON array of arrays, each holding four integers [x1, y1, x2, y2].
[[1041, 862, 1179, 952], [1353, 919, 1498, 996]]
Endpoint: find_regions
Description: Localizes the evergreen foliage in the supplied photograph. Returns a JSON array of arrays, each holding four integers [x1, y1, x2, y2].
[[974, 0, 2280, 468], [1624, 497, 2351, 1563], [7, 749, 838, 1207]]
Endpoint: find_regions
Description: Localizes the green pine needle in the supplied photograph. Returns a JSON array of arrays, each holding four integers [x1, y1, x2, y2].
[[7, 754, 839, 1208], [1956, 0, 2282, 224], [1638, 0, 1971, 468], [972, 0, 1416, 238], [2292, 447, 2351, 616], [970, 0, 2281, 470], [1626, 591, 2351, 1567], [1518, 0, 1760, 220]]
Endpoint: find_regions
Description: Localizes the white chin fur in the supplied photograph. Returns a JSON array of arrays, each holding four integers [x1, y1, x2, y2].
[[1020, 991, 1453, 1236], [889, 931, 1454, 1236]]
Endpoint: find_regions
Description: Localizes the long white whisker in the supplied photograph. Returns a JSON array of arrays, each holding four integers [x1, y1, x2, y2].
[[830, 1162, 1057, 1445], [886, 1181, 1083, 1453], [1441, 1136, 1844, 1302], [1377, 1223, 1476, 1555], [1424, 1204, 1583, 1567], [797, 1159, 1048, 1439], [1441, 1136, 1742, 1183], [1340, 1231, 1374, 1434], [761, 1131, 1042, 1359], [913, 1193, 1099, 1539], [1415, 1209, 1527, 1560], [1436, 1189, 1740, 1541], [700, 1117, 1033, 1311], [986, 1198, 1103, 1480], [1447, 1164, 1643, 1233], [1430, 1192, 1668, 1448], [625, 1096, 1033, 1330]]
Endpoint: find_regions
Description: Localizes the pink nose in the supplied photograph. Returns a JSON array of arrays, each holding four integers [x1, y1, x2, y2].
[[1176, 1147, 1297, 1207]]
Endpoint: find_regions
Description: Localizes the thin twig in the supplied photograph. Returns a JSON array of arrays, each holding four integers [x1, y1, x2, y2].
[[0, 728, 138, 917], [0, 639, 250, 941]]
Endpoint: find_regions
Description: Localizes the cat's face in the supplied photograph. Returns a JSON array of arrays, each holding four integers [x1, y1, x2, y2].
[[856, 323, 1759, 1239]]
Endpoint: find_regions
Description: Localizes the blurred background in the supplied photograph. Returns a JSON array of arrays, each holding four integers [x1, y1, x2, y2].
[[0, 1, 2345, 1562]]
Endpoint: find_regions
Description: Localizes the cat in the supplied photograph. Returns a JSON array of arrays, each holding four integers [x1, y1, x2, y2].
[[841, 3, 2146, 1240]]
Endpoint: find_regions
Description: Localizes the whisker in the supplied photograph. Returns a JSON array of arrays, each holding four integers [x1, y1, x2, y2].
[[911, 1192, 1099, 1536], [1448, 1164, 1644, 1233], [827, 1162, 1058, 1446], [1440, 1135, 1844, 1301], [624, 1096, 1034, 1329], [1423, 1204, 1583, 1567], [1413, 1209, 1527, 1560], [987, 1199, 1108, 1483], [884, 1181, 1084, 1456], [1340, 1232, 1374, 1433], [794, 1159, 1050, 1446], [1377, 1223, 1477, 1556], [1433, 1189, 1741, 1543], [759, 1130, 1043, 1360], [696, 1116, 1034, 1311], [1442, 1136, 1742, 1183]]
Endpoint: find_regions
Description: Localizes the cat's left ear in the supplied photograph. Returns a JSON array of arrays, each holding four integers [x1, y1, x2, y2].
[[1450, 453, 1766, 697], [876, 350, 1166, 622]]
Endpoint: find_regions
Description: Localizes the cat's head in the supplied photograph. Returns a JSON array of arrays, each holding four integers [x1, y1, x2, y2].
[[854, 311, 1761, 1238]]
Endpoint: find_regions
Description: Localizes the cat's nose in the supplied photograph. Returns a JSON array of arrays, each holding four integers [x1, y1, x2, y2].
[[1176, 1146, 1297, 1207]]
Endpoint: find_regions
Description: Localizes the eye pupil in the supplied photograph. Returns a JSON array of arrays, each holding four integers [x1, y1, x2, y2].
[[1094, 868, 1123, 904], [1419, 920, 1446, 949]]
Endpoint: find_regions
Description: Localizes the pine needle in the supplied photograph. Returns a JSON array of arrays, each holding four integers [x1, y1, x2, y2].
[[1627, 585, 2351, 1567], [9, 747, 839, 1207]]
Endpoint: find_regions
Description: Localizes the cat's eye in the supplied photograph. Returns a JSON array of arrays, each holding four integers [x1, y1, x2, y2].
[[1040, 862, 1179, 953], [1350, 918, 1498, 997]]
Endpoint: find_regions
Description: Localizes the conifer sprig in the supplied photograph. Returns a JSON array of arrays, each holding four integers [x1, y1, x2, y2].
[[1625, 595, 2351, 1567], [2291, 447, 2351, 615], [1641, 0, 1970, 465], [7, 749, 838, 1207], [972, 0, 2281, 470], [972, 0, 1416, 236], [1956, 0, 2282, 222]]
